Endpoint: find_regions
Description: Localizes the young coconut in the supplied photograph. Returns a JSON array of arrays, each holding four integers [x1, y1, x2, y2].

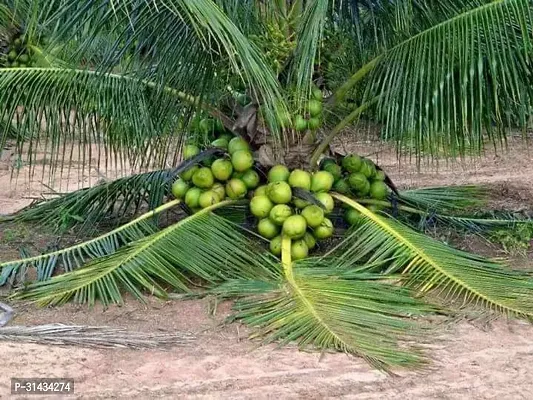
[[184, 187, 202, 209], [313, 218, 334, 240], [301, 205, 325, 228], [241, 169, 260, 189], [268, 165, 290, 182], [183, 144, 200, 160], [254, 185, 268, 196], [211, 159, 233, 181], [269, 235, 282, 256], [303, 232, 316, 250], [225, 178, 248, 199], [269, 204, 293, 225], [171, 179, 189, 199], [228, 137, 250, 154], [282, 215, 307, 239], [311, 171, 334, 193], [250, 195, 274, 219], [291, 239, 309, 260], [288, 169, 312, 190], [212, 183, 226, 200], [315, 192, 335, 214], [232, 150, 254, 172], [267, 181, 292, 204], [369, 181, 388, 200], [258, 218, 281, 239], [192, 167, 215, 189], [198, 190, 221, 208], [342, 154, 363, 173], [180, 165, 199, 181]]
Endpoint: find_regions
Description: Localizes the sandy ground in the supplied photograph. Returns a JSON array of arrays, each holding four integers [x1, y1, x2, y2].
[[2, 137, 533, 399]]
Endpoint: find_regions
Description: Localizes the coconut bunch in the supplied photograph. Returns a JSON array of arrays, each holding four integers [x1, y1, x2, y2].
[[291, 86, 324, 132], [172, 133, 259, 211], [249, 166, 336, 260], [172, 130, 392, 261], [2, 33, 35, 68], [321, 155, 391, 226]]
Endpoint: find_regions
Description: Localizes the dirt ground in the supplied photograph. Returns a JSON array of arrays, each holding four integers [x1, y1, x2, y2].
[[3, 137, 533, 399]]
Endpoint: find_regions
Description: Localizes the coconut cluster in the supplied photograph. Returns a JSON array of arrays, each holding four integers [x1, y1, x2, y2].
[[293, 86, 324, 132], [171, 134, 390, 261], [171, 135, 257, 211], [249, 166, 335, 260], [320, 155, 390, 225], [2, 34, 35, 68]]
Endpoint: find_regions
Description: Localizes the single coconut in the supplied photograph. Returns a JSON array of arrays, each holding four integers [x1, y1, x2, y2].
[[250, 195, 274, 219], [288, 169, 312, 190], [192, 167, 214, 188], [267, 181, 292, 204], [258, 218, 280, 239], [268, 165, 290, 182], [282, 215, 307, 239], [211, 159, 233, 181], [269, 204, 293, 225]]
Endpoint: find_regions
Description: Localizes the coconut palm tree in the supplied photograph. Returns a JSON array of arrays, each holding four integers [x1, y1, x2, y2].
[[1, 0, 533, 370]]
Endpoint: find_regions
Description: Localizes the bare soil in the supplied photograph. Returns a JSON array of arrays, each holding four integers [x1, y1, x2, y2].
[[3, 137, 533, 399]]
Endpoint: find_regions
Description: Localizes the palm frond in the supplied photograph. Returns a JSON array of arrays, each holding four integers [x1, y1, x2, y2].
[[44, 0, 285, 130], [333, 194, 533, 318], [367, 0, 533, 158], [399, 185, 489, 212], [11, 203, 279, 307], [0, 200, 180, 287], [423, 211, 533, 235], [0, 3, 12, 26], [288, 0, 328, 106], [0, 323, 195, 349], [0, 67, 189, 180], [224, 237, 433, 371], [5, 168, 177, 232]]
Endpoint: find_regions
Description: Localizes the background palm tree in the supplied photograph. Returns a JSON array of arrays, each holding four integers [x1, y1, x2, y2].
[[1, 0, 533, 371]]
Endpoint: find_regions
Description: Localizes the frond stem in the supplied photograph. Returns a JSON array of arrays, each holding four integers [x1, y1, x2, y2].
[[332, 193, 533, 317], [328, 57, 380, 108], [310, 96, 379, 167], [0, 199, 181, 270], [281, 235, 349, 347]]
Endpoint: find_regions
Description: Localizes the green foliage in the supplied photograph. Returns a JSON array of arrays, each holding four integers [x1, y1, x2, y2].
[[490, 225, 533, 256], [334, 194, 533, 318], [2, 0, 533, 372], [225, 268, 433, 370], [4, 185, 533, 370], [10, 204, 279, 306], [6, 169, 177, 232], [398, 185, 489, 212], [0, 201, 177, 287], [366, 0, 533, 158]]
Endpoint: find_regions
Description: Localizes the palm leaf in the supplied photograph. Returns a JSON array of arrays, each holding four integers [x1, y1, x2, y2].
[[11, 202, 279, 306], [332, 0, 533, 158], [288, 0, 328, 106], [333, 193, 533, 318], [222, 237, 434, 371], [398, 185, 489, 212], [44, 0, 285, 129], [0, 199, 180, 287], [0, 67, 190, 181], [4, 168, 177, 232], [369, 0, 533, 157]]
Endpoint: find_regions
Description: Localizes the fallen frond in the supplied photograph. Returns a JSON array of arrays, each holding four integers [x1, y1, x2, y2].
[[0, 323, 195, 349]]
